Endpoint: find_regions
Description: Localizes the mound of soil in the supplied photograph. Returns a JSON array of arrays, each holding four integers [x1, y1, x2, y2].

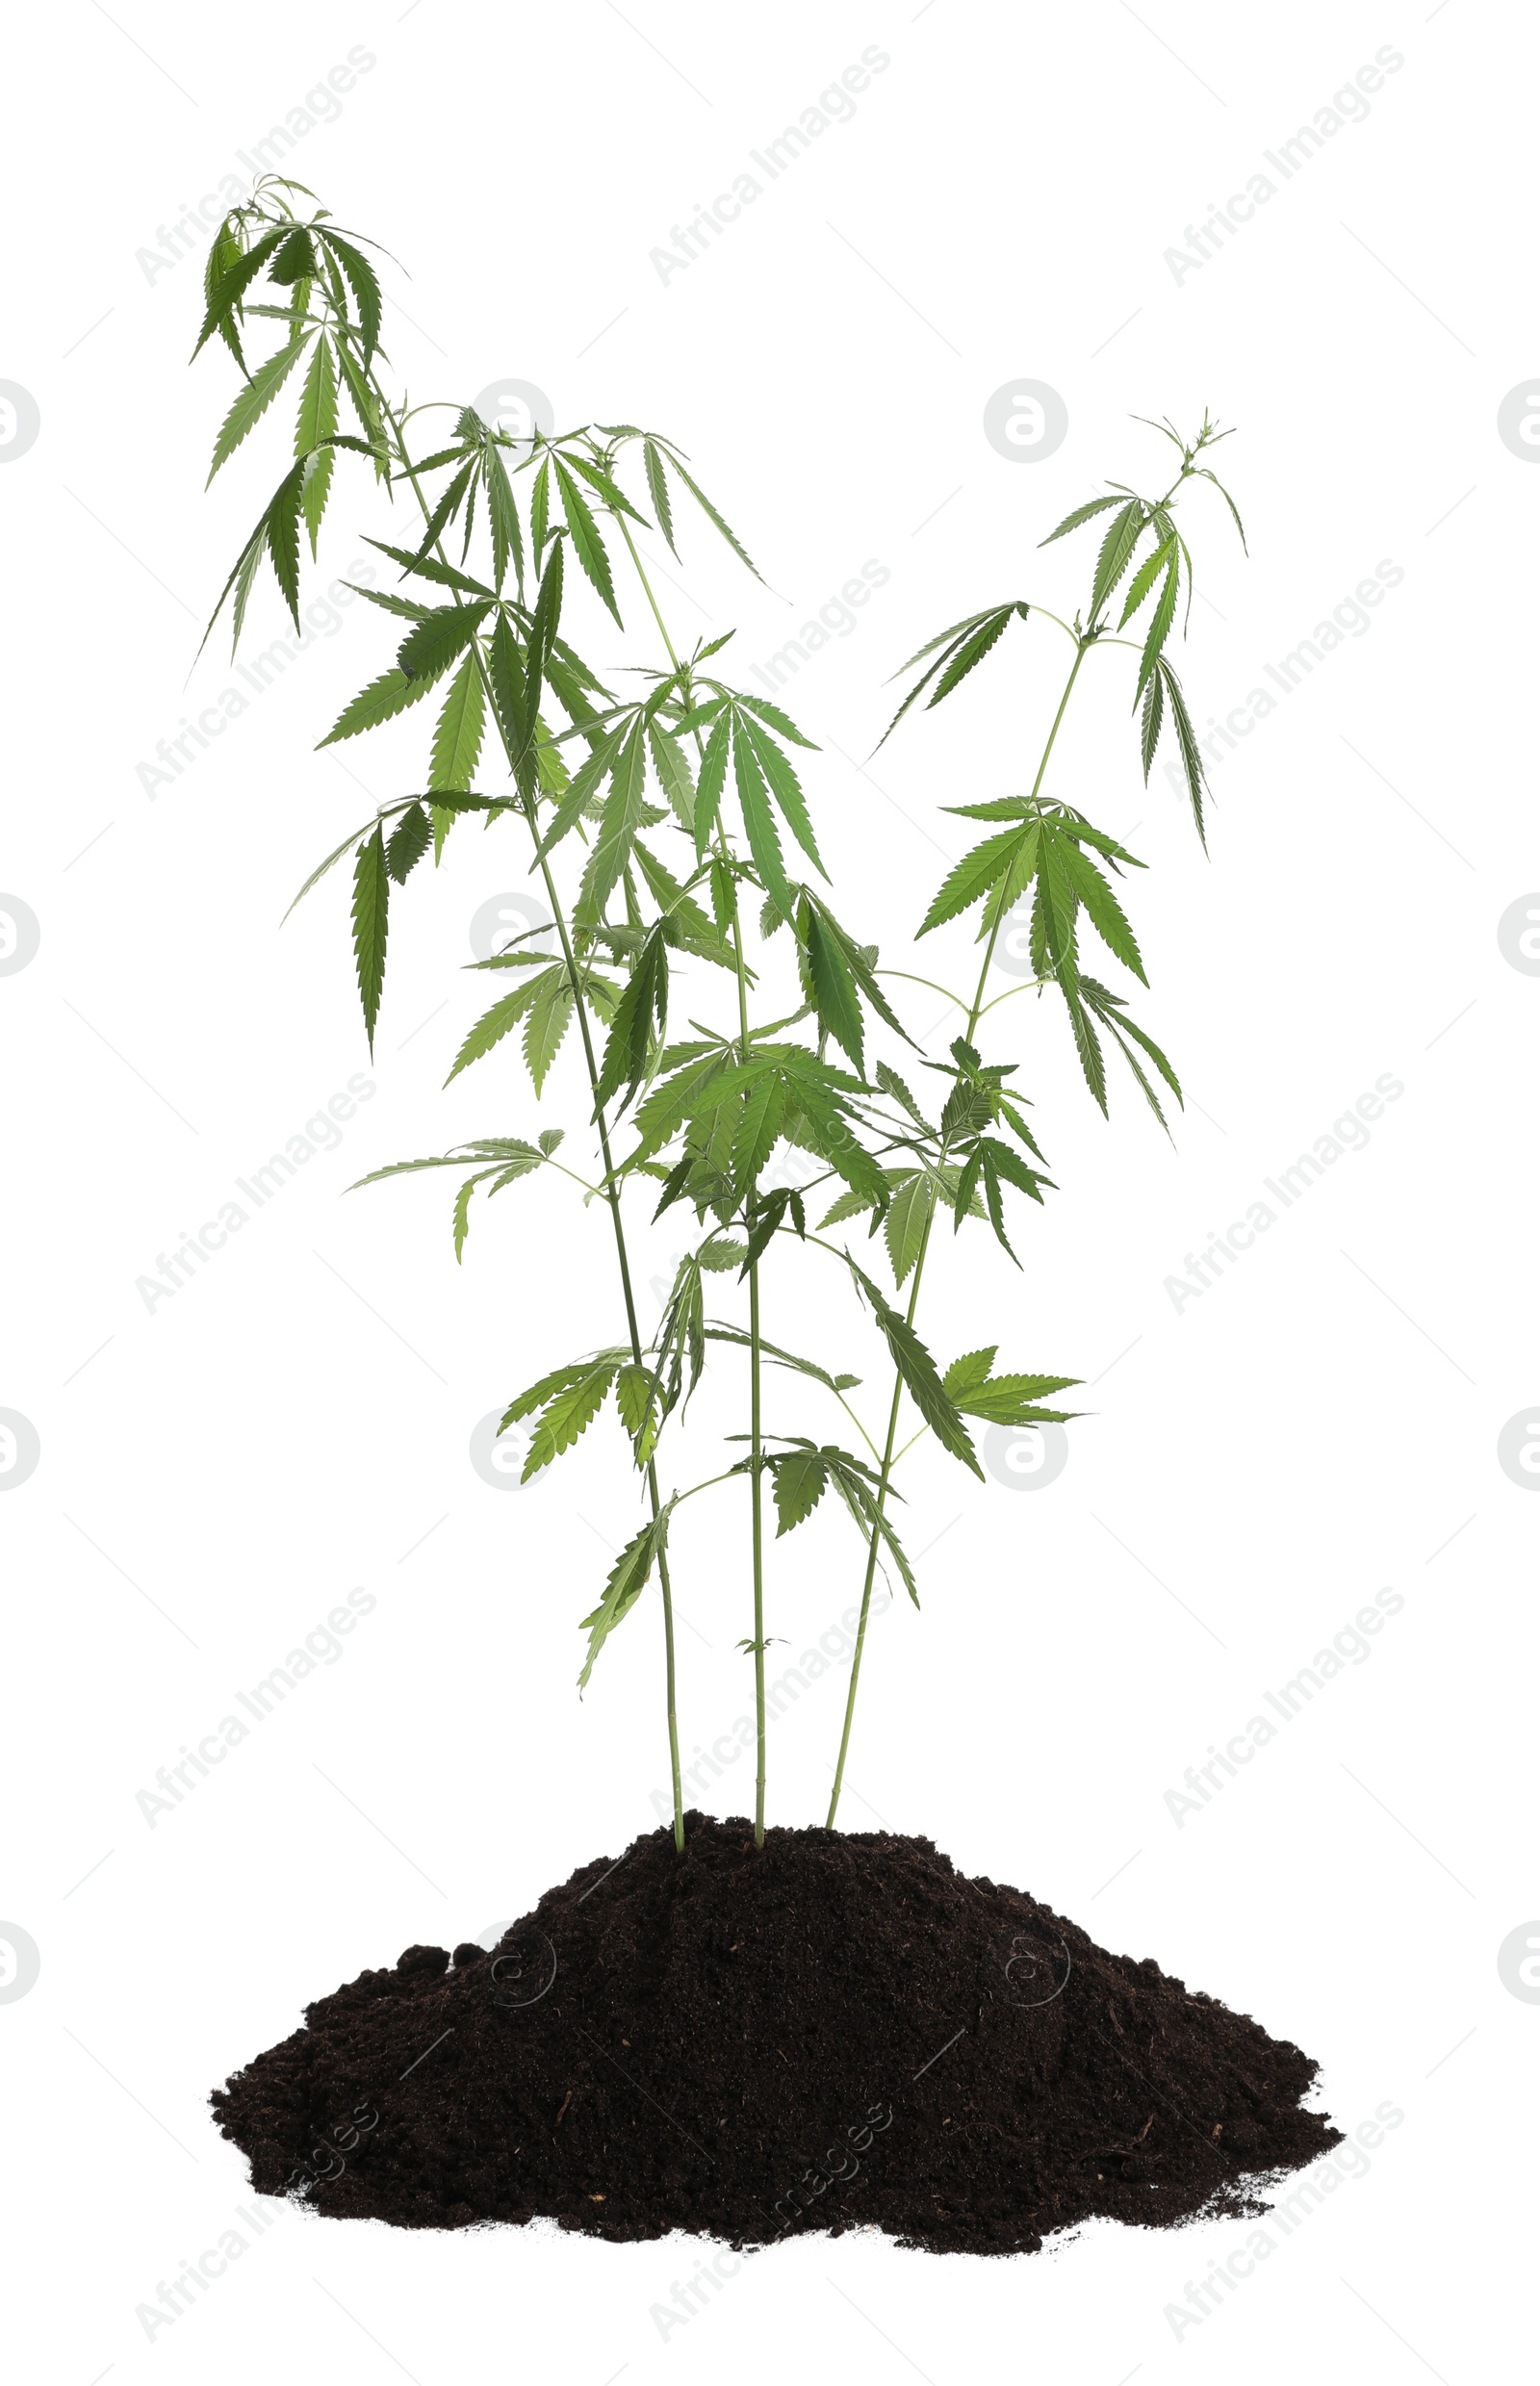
[[212, 1815, 1338, 2255]]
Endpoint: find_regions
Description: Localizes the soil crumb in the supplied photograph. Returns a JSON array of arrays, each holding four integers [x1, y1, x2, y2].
[[212, 1816, 1339, 2255]]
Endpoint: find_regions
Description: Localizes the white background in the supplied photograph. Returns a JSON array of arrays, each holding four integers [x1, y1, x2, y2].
[[2, 1, 1533, 2378]]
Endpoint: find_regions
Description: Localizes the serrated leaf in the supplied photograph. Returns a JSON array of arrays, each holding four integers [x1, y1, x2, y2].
[[614, 1360, 656, 1439], [592, 925, 666, 1114], [925, 606, 1012, 708], [265, 458, 305, 632], [350, 828, 389, 1052], [643, 437, 676, 552], [207, 336, 309, 483], [739, 714, 826, 880], [452, 1174, 482, 1261], [577, 1503, 672, 1689], [875, 1060, 933, 1134], [803, 910, 863, 1072], [316, 667, 434, 751], [1039, 491, 1124, 548], [704, 1324, 858, 1398], [1157, 656, 1208, 845], [730, 691, 817, 750], [386, 801, 431, 884], [295, 333, 337, 456], [818, 1183, 881, 1227], [1056, 837, 1145, 983], [524, 965, 576, 1094], [578, 719, 649, 919], [883, 1170, 935, 1287], [1136, 549, 1180, 697], [500, 1356, 593, 1420], [191, 224, 287, 361], [365, 537, 494, 599], [1059, 962, 1108, 1116], [845, 1254, 982, 1478], [647, 719, 696, 832], [534, 719, 631, 863], [732, 721, 791, 918], [553, 455, 622, 625], [773, 1450, 828, 1536], [484, 436, 526, 593], [444, 969, 552, 1085], [665, 451, 762, 580], [1082, 974, 1183, 1123], [317, 226, 381, 361], [732, 1071, 785, 1199], [1090, 500, 1144, 618], [692, 710, 732, 857], [1139, 667, 1165, 783], [398, 601, 492, 684], [942, 1346, 997, 1398], [1117, 533, 1175, 628], [524, 1356, 623, 1478], [529, 454, 551, 554], [918, 824, 1033, 937], [298, 443, 334, 559], [428, 649, 486, 799], [952, 1370, 1079, 1424], [1195, 466, 1247, 553]]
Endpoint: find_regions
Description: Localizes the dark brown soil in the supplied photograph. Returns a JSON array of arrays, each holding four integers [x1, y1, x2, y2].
[[211, 1815, 1339, 2255]]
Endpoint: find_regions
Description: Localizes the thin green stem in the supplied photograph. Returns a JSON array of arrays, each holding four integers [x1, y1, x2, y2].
[[370, 378, 685, 1850], [977, 971, 1058, 1018], [611, 506, 771, 1846], [826, 640, 1090, 1829], [876, 968, 971, 1011]]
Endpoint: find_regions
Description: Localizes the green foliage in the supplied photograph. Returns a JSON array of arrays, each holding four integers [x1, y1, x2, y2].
[[189, 185, 1243, 1851]]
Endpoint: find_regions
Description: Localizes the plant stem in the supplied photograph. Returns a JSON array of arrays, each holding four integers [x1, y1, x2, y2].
[[826, 639, 1089, 1829], [730, 876, 767, 1848], [373, 380, 684, 1851], [612, 509, 770, 1847]]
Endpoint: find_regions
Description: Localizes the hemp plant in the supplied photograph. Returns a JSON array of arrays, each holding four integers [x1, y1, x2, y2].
[[189, 181, 1243, 1859], [821, 413, 1245, 1822]]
